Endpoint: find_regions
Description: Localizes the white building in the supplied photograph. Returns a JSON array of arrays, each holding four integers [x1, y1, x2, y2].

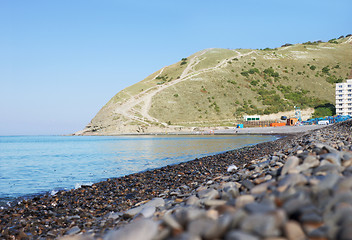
[[336, 79, 352, 116], [244, 115, 260, 121]]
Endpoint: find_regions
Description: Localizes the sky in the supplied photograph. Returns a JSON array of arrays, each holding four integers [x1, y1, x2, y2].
[[1, 0, 351, 135]]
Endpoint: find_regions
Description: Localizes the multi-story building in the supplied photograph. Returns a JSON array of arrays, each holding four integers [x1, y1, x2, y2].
[[336, 79, 352, 116]]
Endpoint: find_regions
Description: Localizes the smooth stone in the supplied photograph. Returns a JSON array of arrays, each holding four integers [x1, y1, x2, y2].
[[314, 174, 340, 191], [303, 155, 320, 167], [227, 165, 238, 173], [241, 179, 255, 190], [335, 177, 352, 193], [172, 233, 201, 240], [275, 162, 284, 167], [225, 230, 259, 240], [235, 195, 255, 208], [187, 218, 216, 238], [278, 173, 308, 190], [244, 201, 276, 214], [206, 180, 213, 185], [282, 195, 311, 215], [322, 144, 339, 154], [343, 159, 352, 168], [313, 163, 340, 175], [341, 152, 352, 161], [66, 226, 81, 235], [281, 156, 300, 176], [302, 222, 324, 236], [284, 220, 306, 240], [322, 153, 341, 166], [251, 180, 275, 195], [240, 213, 280, 237], [59, 235, 93, 240], [308, 226, 328, 238], [139, 206, 155, 218], [228, 208, 248, 228], [338, 225, 352, 240], [205, 209, 219, 220], [224, 188, 239, 199], [197, 188, 219, 200], [186, 195, 200, 206], [163, 213, 183, 230], [174, 208, 205, 226], [123, 198, 165, 218], [106, 212, 123, 220], [300, 212, 322, 223], [203, 199, 227, 207], [202, 214, 233, 239], [104, 219, 158, 240], [221, 182, 238, 192], [257, 160, 270, 168]]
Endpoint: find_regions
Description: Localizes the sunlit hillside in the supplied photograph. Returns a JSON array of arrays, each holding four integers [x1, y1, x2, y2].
[[78, 35, 352, 134]]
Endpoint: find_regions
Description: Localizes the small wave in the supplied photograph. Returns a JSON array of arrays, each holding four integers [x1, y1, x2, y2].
[[74, 182, 93, 189], [50, 190, 58, 196]]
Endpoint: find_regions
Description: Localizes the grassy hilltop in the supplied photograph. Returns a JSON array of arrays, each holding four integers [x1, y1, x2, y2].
[[78, 36, 352, 134]]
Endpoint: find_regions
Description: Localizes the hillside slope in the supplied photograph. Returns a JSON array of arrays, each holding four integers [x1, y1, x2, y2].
[[77, 36, 352, 135]]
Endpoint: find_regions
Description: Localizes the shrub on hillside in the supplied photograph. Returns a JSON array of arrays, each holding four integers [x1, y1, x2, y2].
[[263, 67, 279, 78], [322, 66, 330, 74], [250, 80, 259, 86], [180, 58, 188, 65], [326, 75, 343, 84], [328, 38, 338, 44], [312, 103, 336, 118]]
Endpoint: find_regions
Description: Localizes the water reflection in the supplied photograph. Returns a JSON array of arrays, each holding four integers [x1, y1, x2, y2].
[[103, 135, 275, 174], [0, 135, 277, 203]]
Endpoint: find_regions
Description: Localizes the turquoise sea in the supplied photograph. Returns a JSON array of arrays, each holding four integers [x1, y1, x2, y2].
[[0, 135, 278, 206]]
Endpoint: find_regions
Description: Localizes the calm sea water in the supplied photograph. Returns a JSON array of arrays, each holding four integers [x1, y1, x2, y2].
[[0, 135, 277, 206]]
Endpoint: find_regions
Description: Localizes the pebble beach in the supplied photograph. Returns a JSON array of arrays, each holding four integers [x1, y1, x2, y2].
[[1, 121, 352, 240]]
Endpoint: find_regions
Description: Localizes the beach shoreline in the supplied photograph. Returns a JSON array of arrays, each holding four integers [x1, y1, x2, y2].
[[1, 121, 350, 239], [72, 124, 328, 136]]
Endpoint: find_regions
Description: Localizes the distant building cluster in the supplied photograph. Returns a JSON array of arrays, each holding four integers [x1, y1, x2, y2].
[[336, 79, 352, 116]]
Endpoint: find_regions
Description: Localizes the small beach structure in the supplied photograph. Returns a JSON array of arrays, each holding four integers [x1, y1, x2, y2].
[[244, 115, 260, 121]]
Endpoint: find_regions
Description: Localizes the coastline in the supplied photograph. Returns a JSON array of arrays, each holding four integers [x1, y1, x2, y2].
[[72, 124, 328, 136], [1, 121, 350, 239]]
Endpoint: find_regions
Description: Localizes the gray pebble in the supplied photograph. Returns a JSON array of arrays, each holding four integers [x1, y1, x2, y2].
[[225, 230, 259, 240], [104, 219, 158, 240]]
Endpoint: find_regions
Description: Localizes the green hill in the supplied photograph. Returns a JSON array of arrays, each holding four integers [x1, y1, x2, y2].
[[78, 36, 352, 135]]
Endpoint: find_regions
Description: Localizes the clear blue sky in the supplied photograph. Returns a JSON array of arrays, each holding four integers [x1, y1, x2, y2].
[[1, 0, 351, 135]]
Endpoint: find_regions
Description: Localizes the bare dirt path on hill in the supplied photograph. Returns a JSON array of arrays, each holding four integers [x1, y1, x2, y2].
[[114, 49, 257, 126]]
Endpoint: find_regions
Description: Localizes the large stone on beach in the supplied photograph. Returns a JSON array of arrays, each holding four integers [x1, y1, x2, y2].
[[186, 195, 201, 206], [284, 220, 306, 240], [163, 213, 183, 230], [313, 163, 340, 175], [240, 213, 281, 237], [174, 208, 206, 226], [197, 188, 219, 200], [188, 214, 232, 240], [281, 156, 300, 176], [251, 180, 275, 195], [244, 200, 276, 214], [187, 218, 217, 238], [123, 198, 164, 218], [235, 195, 255, 208], [65, 226, 81, 235], [241, 179, 255, 190], [225, 230, 259, 240], [104, 219, 158, 240], [323, 153, 341, 166], [277, 173, 308, 191]]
